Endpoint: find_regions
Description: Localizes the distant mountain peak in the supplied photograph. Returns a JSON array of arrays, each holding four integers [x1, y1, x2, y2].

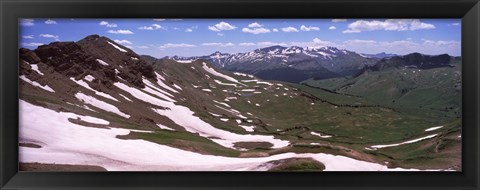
[[361, 52, 398, 59]]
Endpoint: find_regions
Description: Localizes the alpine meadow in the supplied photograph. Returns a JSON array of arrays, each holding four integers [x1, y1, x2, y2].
[[18, 19, 461, 171]]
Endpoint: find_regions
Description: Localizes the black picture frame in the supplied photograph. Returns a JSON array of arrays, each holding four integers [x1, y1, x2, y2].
[[1, 0, 479, 189]]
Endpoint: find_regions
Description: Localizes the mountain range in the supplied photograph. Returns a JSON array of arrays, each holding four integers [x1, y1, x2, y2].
[[161, 46, 458, 83]]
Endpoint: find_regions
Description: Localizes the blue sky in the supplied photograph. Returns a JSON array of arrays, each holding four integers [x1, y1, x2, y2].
[[20, 19, 461, 58]]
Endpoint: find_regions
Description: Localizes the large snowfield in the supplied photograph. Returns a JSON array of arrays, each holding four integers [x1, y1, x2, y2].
[[19, 100, 442, 171]]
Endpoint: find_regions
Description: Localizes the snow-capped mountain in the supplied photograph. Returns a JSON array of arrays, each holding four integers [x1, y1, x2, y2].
[[168, 46, 380, 83]]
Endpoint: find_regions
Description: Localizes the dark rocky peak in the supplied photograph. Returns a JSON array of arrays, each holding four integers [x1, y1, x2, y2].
[[77, 35, 135, 60], [19, 35, 157, 89], [34, 42, 83, 62], [211, 51, 222, 55], [400, 52, 451, 64], [77, 35, 156, 86], [32, 41, 103, 76], [209, 51, 230, 58], [19, 48, 41, 65], [369, 53, 454, 71]]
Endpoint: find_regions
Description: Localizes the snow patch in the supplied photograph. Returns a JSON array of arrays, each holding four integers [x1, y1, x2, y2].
[[157, 124, 175, 131], [239, 125, 255, 132], [369, 134, 438, 150], [209, 112, 222, 117], [173, 84, 183, 90], [84, 75, 95, 82], [256, 81, 273, 85], [213, 100, 230, 107], [233, 72, 254, 78], [114, 82, 177, 108], [143, 78, 175, 101], [155, 72, 166, 81], [311, 132, 332, 138], [425, 126, 443, 132], [153, 73, 178, 93], [70, 78, 118, 102], [74, 93, 129, 118], [20, 75, 55, 92], [107, 41, 127, 52], [96, 59, 109, 66], [202, 62, 242, 85], [214, 80, 237, 87], [30, 64, 44, 75], [119, 94, 132, 102]]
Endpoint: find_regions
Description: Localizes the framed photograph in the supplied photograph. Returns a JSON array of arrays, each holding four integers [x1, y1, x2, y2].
[[1, 0, 479, 189]]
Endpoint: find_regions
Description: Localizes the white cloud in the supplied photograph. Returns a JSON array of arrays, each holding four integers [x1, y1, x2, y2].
[[332, 19, 347, 22], [343, 39, 377, 46], [20, 19, 35, 26], [39, 34, 59, 40], [201, 42, 234, 47], [257, 41, 288, 47], [343, 19, 435, 33], [208, 22, 236, 32], [136, 46, 149, 49], [99, 21, 117, 27], [138, 24, 162, 30], [185, 28, 193, 32], [287, 38, 338, 48], [409, 20, 436, 30], [281, 27, 299, 32], [153, 19, 166, 21], [329, 26, 336, 30], [422, 39, 460, 47], [248, 22, 262, 28], [22, 35, 34, 39], [449, 22, 460, 26], [22, 42, 44, 47], [272, 28, 279, 32], [239, 42, 256, 46], [311, 38, 337, 47], [45, 19, 57, 24], [242, 27, 270, 34], [242, 22, 270, 34], [108, 29, 134, 34], [159, 43, 196, 49], [114, 39, 132, 45], [208, 26, 220, 32], [300, 25, 319, 31], [217, 33, 224, 36]]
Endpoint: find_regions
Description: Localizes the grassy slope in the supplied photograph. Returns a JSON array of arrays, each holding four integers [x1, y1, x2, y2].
[[20, 58, 462, 170]]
